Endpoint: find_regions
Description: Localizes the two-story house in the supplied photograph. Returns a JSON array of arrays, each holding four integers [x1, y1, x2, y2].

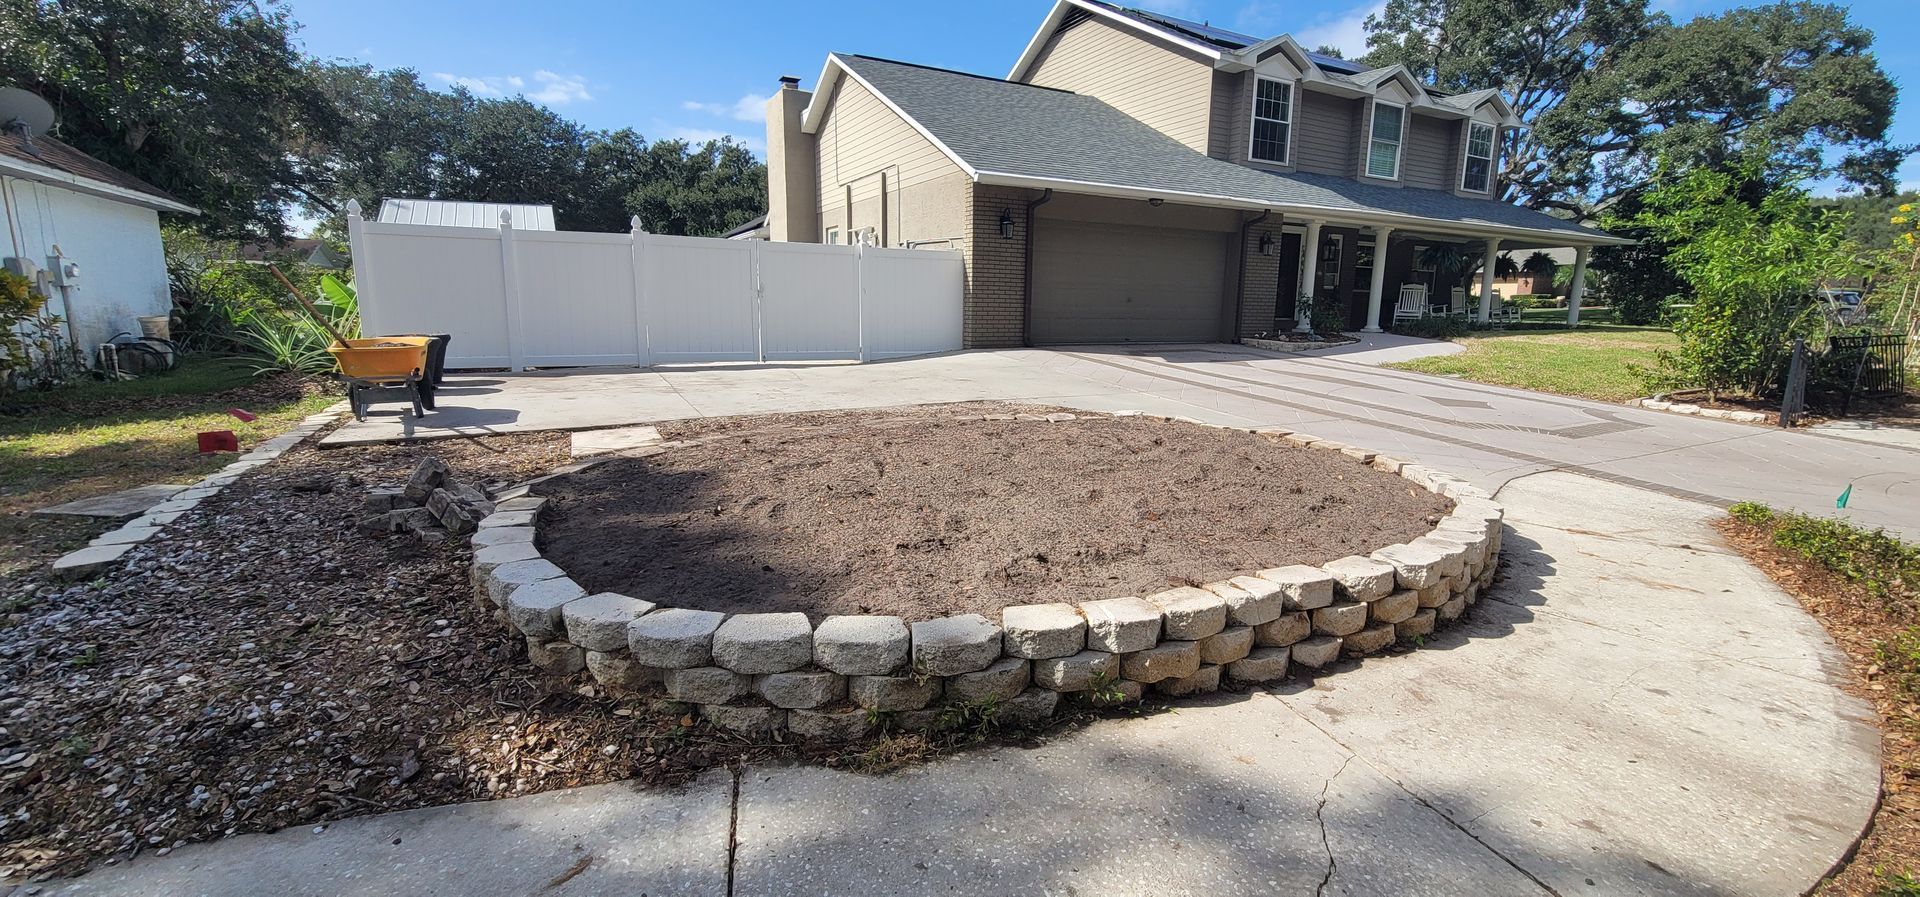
[[764, 0, 1629, 347]]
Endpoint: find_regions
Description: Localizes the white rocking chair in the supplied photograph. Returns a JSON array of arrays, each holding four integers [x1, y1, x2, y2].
[[1393, 284, 1428, 325]]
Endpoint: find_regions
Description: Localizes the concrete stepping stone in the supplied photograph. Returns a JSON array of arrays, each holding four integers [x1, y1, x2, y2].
[[571, 425, 663, 458], [34, 484, 186, 518]]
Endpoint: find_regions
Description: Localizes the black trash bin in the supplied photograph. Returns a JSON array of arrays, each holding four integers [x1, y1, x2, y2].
[[398, 333, 452, 384]]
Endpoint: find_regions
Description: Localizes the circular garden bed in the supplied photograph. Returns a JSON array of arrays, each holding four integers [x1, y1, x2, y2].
[[536, 413, 1454, 621], [470, 408, 1505, 742]]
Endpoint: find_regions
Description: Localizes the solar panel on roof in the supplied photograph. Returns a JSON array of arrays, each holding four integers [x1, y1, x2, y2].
[[1124, 8, 1257, 48], [1305, 51, 1370, 74]]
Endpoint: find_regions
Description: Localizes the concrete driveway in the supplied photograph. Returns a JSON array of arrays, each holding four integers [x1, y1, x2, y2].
[[45, 472, 1879, 897], [324, 342, 1920, 540]]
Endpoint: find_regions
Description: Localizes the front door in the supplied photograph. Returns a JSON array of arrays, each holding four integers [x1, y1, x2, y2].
[[1275, 232, 1302, 325]]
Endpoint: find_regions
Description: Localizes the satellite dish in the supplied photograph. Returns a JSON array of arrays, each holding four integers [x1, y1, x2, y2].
[[0, 88, 56, 137]]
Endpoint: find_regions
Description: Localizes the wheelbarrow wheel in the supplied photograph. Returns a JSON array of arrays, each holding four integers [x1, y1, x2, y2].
[[419, 374, 437, 410], [348, 383, 368, 421]]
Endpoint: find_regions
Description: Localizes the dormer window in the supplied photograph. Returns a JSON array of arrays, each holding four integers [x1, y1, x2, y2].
[[1461, 122, 1495, 192], [1366, 101, 1404, 180], [1249, 76, 1293, 165]]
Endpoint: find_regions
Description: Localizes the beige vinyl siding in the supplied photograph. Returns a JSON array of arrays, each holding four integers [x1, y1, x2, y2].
[[1023, 14, 1215, 153], [1401, 113, 1457, 191], [1294, 90, 1358, 177], [814, 78, 968, 247]]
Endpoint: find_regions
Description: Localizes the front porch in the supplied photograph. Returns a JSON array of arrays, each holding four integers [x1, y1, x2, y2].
[[1244, 219, 1599, 338]]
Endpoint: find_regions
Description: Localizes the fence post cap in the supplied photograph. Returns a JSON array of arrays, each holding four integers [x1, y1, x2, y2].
[[630, 215, 646, 234], [345, 199, 362, 216], [500, 209, 513, 227]]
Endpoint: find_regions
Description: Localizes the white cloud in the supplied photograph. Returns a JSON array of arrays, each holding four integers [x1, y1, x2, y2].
[[1286, 0, 1385, 58], [528, 70, 591, 105], [682, 93, 772, 122], [429, 70, 591, 105], [666, 126, 764, 155]]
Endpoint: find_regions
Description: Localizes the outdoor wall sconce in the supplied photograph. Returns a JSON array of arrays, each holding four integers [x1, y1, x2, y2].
[[1148, 198, 1165, 207], [999, 210, 1015, 239], [1259, 232, 1275, 256]]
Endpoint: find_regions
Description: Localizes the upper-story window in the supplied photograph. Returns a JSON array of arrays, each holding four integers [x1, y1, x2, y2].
[[1250, 76, 1293, 165], [1366, 101, 1404, 180], [1461, 122, 1495, 192]]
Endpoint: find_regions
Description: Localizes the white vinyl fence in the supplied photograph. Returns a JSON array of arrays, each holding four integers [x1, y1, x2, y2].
[[343, 201, 964, 370]]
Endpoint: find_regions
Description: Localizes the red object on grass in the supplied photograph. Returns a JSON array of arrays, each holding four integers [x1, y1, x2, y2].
[[227, 408, 257, 422], [198, 430, 240, 453]]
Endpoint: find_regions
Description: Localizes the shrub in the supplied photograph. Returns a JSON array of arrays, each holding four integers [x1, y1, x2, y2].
[[1392, 315, 1470, 339]]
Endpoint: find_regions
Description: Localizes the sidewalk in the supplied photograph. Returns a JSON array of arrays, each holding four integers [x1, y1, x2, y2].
[[35, 472, 1879, 897]]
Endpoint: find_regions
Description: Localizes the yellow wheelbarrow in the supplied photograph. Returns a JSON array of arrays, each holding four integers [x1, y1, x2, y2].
[[329, 337, 434, 421], [271, 265, 438, 423]]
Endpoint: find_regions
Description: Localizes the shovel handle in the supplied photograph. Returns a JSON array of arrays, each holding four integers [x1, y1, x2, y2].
[[269, 264, 354, 347]]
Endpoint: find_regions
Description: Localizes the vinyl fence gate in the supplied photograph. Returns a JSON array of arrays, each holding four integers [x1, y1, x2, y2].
[[344, 202, 965, 370]]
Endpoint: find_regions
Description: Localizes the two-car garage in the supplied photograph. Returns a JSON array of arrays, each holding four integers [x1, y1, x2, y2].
[[1026, 207, 1233, 345]]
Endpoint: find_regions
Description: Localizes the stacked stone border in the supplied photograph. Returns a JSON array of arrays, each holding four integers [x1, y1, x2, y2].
[[52, 408, 344, 580], [1629, 395, 1770, 424], [470, 414, 1505, 742]]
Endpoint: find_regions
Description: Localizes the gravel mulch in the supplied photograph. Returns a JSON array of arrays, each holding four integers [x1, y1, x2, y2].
[[540, 409, 1452, 621]]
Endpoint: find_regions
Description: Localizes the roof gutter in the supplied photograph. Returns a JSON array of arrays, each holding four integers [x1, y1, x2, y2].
[[1020, 188, 1054, 348], [0, 155, 198, 215], [971, 170, 1635, 247]]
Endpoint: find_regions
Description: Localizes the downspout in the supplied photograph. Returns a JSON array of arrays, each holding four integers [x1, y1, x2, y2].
[[1019, 188, 1053, 348], [1233, 209, 1271, 343]]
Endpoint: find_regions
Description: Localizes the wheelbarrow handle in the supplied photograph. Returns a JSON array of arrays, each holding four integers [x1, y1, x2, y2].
[[269, 264, 354, 348]]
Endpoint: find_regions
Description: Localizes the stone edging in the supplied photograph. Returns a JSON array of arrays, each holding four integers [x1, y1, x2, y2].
[[1629, 396, 1770, 424], [50, 408, 343, 580], [469, 415, 1505, 741], [1241, 336, 1359, 353]]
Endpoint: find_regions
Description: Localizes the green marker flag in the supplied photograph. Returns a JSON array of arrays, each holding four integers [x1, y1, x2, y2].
[[1837, 484, 1853, 509]]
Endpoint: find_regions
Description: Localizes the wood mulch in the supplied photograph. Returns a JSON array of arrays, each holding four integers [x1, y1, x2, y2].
[[1716, 518, 1919, 895]]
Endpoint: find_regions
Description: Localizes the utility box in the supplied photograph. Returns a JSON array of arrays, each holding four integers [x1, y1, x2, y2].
[[2, 255, 39, 281]]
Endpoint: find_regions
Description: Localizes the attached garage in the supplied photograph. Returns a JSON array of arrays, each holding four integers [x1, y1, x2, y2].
[[1029, 219, 1229, 344]]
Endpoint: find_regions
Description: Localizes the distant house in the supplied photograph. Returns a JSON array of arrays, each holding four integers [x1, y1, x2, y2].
[[232, 238, 348, 270], [724, 214, 769, 240], [1, 125, 198, 360], [1492, 247, 1571, 300], [376, 198, 557, 230]]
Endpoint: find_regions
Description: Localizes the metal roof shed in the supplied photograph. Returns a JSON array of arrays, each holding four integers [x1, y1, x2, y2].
[[376, 198, 557, 230]]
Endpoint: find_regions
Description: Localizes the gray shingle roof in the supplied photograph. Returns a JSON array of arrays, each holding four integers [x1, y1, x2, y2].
[[836, 54, 1620, 244]]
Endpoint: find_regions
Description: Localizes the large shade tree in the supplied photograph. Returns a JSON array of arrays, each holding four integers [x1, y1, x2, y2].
[[0, 0, 338, 237], [1361, 0, 1908, 220]]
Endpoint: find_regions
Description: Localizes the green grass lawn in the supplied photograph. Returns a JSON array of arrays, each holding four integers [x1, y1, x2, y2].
[[1386, 318, 1677, 403], [0, 357, 339, 516]]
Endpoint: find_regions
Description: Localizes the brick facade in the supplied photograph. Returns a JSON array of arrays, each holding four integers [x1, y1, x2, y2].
[[961, 184, 1037, 349], [1236, 221, 1283, 339]]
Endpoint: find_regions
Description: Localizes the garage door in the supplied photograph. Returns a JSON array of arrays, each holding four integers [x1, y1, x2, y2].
[[1030, 220, 1228, 344]]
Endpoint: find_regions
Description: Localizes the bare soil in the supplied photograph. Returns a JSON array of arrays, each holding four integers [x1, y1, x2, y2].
[[1717, 518, 1920, 895], [538, 409, 1452, 621]]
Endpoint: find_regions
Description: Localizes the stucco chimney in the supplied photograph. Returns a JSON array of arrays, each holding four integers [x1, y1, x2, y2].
[[765, 77, 818, 243]]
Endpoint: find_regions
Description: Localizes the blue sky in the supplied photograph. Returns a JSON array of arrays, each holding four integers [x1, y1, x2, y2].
[[286, 0, 1917, 193]]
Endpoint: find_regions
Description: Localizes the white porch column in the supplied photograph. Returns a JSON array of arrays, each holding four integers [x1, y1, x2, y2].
[[1293, 218, 1323, 332], [1566, 245, 1591, 327], [1362, 225, 1393, 333], [1477, 238, 1501, 324]]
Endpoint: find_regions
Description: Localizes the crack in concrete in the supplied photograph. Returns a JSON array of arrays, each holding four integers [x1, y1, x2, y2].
[[725, 765, 741, 897], [1266, 692, 1562, 897], [1313, 755, 1353, 897]]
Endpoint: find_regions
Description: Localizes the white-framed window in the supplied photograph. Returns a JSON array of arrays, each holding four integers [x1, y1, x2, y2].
[[1461, 121, 1495, 192], [824, 227, 840, 245], [1366, 101, 1405, 180], [1249, 76, 1293, 165]]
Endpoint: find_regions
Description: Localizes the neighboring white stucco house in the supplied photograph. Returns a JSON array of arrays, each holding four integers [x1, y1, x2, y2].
[[1, 127, 197, 361]]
